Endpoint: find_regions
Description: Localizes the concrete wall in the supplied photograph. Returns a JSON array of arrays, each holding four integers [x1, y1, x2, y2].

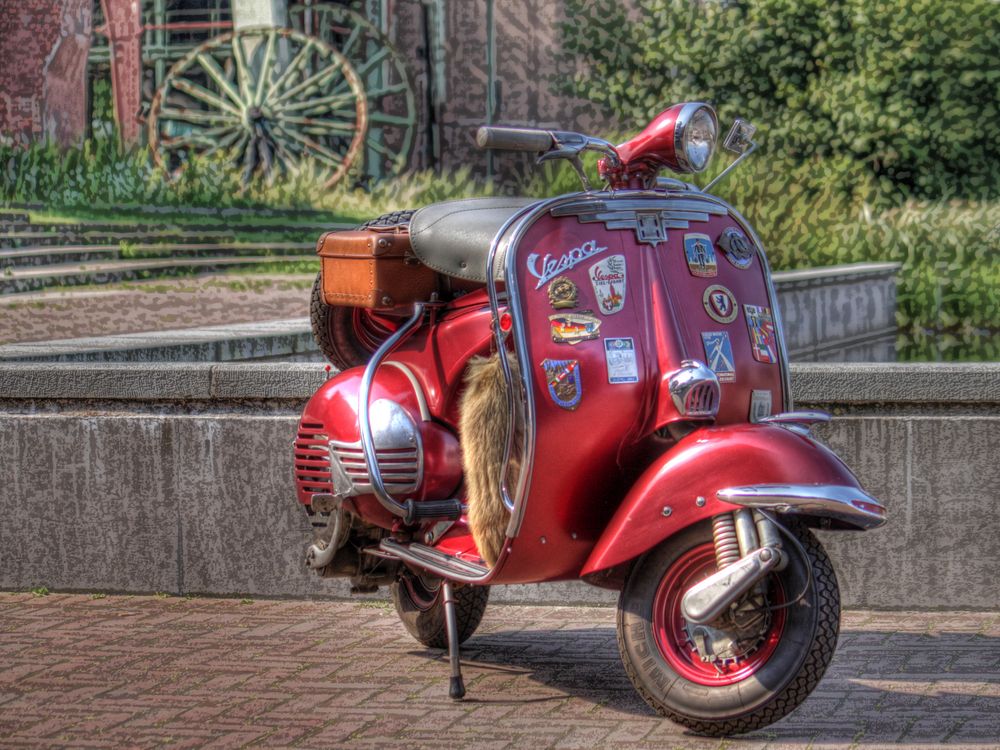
[[1, 362, 997, 610], [774, 263, 899, 362]]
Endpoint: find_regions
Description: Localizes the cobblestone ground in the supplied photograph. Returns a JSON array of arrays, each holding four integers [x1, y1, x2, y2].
[[0, 276, 311, 345], [0, 593, 996, 749]]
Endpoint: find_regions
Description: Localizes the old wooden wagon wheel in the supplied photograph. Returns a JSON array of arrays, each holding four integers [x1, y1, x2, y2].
[[148, 27, 368, 188], [289, 3, 416, 178]]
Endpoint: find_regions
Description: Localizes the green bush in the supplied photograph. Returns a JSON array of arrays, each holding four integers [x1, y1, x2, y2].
[[559, 0, 1000, 200]]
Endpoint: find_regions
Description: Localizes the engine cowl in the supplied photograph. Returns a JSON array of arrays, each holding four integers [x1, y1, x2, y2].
[[293, 362, 463, 529]]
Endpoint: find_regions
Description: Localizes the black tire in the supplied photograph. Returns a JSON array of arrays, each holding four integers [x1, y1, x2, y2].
[[309, 210, 417, 369], [390, 572, 489, 649], [617, 519, 840, 736], [309, 272, 371, 370]]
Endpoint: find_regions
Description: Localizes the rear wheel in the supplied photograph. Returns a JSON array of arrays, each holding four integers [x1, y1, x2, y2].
[[390, 571, 489, 649], [617, 519, 840, 736]]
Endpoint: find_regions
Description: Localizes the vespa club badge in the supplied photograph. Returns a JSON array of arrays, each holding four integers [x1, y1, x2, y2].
[[703, 284, 738, 324], [718, 226, 754, 269], [549, 311, 602, 345], [541, 359, 582, 410], [547, 276, 579, 309], [701, 331, 736, 382], [744, 304, 778, 363], [604, 337, 639, 384], [683, 233, 718, 278], [750, 389, 773, 422], [588, 254, 627, 315]]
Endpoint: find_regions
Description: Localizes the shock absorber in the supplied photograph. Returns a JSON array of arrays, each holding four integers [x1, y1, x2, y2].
[[711, 513, 741, 569]]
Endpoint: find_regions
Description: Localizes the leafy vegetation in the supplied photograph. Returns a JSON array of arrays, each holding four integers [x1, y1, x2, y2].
[[555, 0, 999, 359], [559, 0, 1000, 200]]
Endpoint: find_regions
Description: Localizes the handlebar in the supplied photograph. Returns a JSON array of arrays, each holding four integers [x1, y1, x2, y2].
[[476, 126, 555, 153]]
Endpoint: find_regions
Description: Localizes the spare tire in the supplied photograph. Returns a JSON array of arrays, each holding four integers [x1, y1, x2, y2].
[[309, 210, 416, 369]]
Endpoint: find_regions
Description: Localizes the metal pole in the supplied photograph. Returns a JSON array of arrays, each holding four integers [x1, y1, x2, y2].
[[485, 0, 496, 180]]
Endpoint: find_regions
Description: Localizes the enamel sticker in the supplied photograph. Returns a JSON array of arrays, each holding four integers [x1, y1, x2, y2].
[[588, 254, 627, 315], [549, 311, 602, 345], [703, 284, 738, 324], [750, 389, 773, 422], [701, 331, 736, 382], [604, 337, 639, 384], [683, 233, 718, 278], [744, 304, 778, 363], [541, 359, 582, 410], [528, 240, 607, 289], [547, 276, 579, 309], [719, 226, 754, 269]]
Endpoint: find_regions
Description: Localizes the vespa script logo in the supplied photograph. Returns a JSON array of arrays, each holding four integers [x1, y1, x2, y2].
[[527, 240, 608, 289]]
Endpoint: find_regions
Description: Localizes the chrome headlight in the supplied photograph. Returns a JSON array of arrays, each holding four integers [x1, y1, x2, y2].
[[674, 103, 718, 173]]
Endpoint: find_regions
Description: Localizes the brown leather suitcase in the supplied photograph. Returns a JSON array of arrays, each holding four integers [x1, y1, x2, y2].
[[317, 224, 439, 309]]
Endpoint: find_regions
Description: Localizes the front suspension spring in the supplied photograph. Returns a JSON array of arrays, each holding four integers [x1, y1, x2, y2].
[[711, 513, 741, 570]]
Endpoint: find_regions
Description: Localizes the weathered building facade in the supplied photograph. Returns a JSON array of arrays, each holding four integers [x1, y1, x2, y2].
[[0, 1, 614, 179], [0, 0, 93, 146]]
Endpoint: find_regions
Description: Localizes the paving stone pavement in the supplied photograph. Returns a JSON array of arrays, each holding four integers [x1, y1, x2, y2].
[[0, 593, 997, 749]]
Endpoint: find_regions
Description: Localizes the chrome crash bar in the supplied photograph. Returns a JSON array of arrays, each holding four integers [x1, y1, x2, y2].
[[358, 303, 425, 520], [717, 484, 887, 530]]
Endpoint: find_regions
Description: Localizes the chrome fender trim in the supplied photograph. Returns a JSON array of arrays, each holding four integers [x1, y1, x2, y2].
[[717, 484, 887, 530]]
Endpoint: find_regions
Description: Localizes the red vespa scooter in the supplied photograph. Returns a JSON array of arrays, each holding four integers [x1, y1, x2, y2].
[[293, 103, 886, 735]]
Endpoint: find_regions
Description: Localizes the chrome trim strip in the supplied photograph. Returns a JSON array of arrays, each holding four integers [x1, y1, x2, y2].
[[717, 484, 887, 530], [378, 538, 490, 583], [759, 411, 831, 425], [384, 361, 431, 421], [551, 198, 727, 216], [758, 411, 830, 436]]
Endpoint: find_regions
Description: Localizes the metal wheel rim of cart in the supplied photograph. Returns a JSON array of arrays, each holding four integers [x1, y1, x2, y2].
[[92, 1, 415, 188]]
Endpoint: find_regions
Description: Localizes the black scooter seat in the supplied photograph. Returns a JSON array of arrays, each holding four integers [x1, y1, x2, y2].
[[409, 197, 536, 283]]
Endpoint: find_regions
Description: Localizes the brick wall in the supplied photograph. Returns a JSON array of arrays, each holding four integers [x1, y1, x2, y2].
[[0, 0, 92, 146]]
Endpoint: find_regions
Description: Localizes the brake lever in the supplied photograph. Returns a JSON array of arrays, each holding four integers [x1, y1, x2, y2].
[[535, 132, 619, 192]]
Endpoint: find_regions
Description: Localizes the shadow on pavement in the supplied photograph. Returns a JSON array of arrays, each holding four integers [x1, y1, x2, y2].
[[413, 625, 999, 745]]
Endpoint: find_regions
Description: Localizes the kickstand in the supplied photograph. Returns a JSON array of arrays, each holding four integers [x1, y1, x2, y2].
[[442, 580, 466, 699]]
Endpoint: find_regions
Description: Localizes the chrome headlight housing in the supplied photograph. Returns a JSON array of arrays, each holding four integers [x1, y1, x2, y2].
[[674, 103, 718, 173]]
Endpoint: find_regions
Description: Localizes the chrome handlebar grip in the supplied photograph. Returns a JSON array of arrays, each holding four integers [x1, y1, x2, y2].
[[476, 126, 555, 152]]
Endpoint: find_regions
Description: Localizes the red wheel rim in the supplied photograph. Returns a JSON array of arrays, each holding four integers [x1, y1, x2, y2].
[[651, 543, 786, 686], [352, 308, 400, 352]]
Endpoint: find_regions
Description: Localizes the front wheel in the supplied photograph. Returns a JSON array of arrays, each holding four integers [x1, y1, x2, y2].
[[617, 519, 840, 736], [390, 571, 489, 649]]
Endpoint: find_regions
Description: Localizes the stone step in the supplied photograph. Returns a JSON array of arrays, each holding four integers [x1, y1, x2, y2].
[[0, 254, 316, 295], [0, 225, 336, 248], [10, 219, 342, 234], [0, 211, 31, 226], [0, 318, 317, 362], [0, 241, 315, 268]]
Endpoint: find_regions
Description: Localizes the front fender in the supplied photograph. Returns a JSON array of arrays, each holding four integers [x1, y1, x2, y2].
[[581, 423, 881, 577]]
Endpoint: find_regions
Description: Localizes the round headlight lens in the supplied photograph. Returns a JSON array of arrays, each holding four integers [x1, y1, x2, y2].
[[680, 106, 718, 173]]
